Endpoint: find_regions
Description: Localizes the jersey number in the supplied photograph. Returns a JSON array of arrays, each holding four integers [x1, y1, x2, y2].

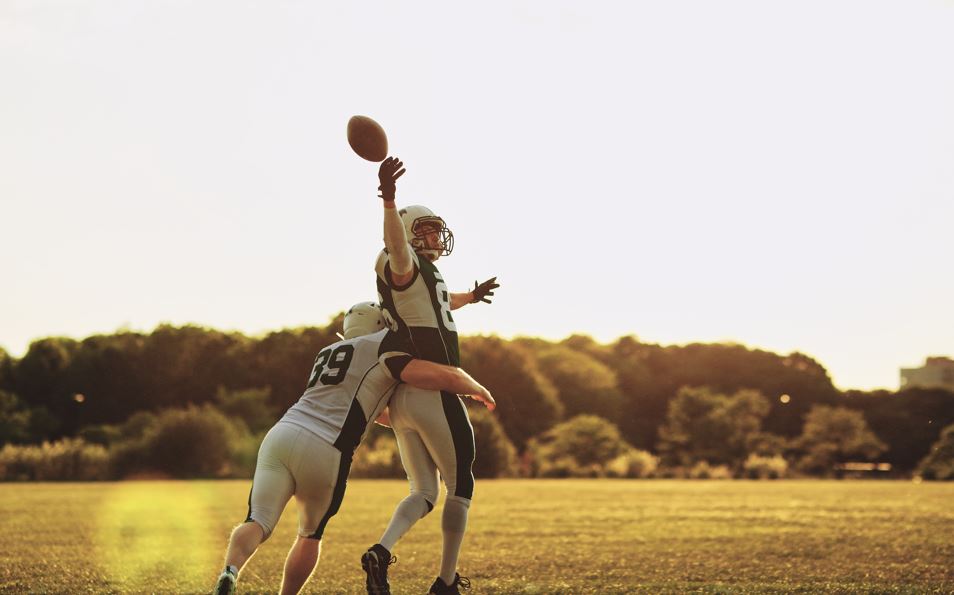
[[306, 344, 354, 388], [433, 275, 457, 331]]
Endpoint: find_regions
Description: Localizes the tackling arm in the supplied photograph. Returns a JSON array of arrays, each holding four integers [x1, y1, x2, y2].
[[400, 359, 496, 410]]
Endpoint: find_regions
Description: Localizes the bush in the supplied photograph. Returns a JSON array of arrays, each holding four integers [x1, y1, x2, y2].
[[605, 449, 658, 478], [230, 431, 264, 478], [0, 439, 110, 481], [688, 461, 733, 480], [794, 405, 886, 476], [742, 454, 788, 479], [78, 424, 122, 446], [142, 405, 244, 478], [526, 415, 634, 478], [351, 433, 405, 479]]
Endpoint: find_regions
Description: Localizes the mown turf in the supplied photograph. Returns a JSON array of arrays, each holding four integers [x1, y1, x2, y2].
[[1, 480, 952, 594]]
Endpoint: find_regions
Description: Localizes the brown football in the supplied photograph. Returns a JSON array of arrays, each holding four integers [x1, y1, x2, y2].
[[347, 115, 388, 162]]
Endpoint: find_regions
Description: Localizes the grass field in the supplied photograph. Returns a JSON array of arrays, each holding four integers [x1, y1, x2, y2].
[[1, 480, 952, 594]]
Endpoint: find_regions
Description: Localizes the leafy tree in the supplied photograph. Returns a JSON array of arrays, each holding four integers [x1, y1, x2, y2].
[[596, 338, 840, 450], [916, 423, 954, 480], [241, 320, 342, 410], [13, 338, 79, 434], [0, 347, 13, 392], [214, 386, 276, 434], [526, 415, 632, 477], [657, 386, 771, 469], [844, 388, 954, 471], [526, 342, 624, 421], [138, 325, 249, 409], [65, 332, 147, 428], [460, 336, 563, 448], [794, 405, 886, 476], [0, 391, 32, 445]]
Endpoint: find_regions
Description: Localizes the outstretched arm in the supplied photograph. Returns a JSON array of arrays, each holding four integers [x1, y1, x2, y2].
[[450, 277, 499, 310], [379, 157, 415, 285], [400, 359, 496, 410]]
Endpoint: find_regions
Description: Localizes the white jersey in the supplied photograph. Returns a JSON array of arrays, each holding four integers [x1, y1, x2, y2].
[[281, 329, 411, 453], [375, 247, 460, 366]]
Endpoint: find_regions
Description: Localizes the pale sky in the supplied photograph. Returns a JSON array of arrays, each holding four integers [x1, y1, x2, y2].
[[2, 1, 952, 391]]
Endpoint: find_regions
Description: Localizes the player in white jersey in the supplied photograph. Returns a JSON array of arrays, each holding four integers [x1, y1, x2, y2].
[[362, 157, 499, 595], [212, 302, 495, 595]]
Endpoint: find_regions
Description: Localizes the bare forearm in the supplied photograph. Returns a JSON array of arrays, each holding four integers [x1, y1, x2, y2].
[[450, 291, 473, 310], [383, 202, 413, 274], [402, 360, 481, 394]]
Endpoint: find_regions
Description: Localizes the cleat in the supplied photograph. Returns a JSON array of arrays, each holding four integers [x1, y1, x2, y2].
[[361, 543, 397, 594], [428, 573, 471, 594], [213, 570, 236, 595]]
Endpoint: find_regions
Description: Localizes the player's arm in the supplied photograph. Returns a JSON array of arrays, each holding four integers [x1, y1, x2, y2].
[[402, 359, 495, 410], [378, 157, 415, 286], [449, 277, 500, 310], [382, 354, 495, 410]]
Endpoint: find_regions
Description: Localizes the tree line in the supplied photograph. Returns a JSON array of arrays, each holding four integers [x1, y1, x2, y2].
[[1, 317, 952, 480]]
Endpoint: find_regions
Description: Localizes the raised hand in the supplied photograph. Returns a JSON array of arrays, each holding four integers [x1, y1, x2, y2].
[[377, 156, 406, 201], [471, 277, 499, 304]]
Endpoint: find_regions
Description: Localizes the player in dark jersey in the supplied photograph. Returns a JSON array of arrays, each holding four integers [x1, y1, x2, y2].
[[362, 158, 499, 595], [212, 303, 494, 595]]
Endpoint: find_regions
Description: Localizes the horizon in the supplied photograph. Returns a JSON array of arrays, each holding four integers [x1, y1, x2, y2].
[[1, 316, 944, 393], [2, 1, 952, 392]]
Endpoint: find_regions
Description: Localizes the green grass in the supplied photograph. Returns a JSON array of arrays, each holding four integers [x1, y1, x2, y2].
[[1, 480, 952, 594]]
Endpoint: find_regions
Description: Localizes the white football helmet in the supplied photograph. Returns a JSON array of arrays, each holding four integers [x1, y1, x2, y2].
[[398, 205, 454, 261], [342, 302, 388, 339]]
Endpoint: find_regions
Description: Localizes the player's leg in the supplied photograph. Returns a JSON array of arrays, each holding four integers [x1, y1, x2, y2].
[[280, 430, 348, 595], [375, 429, 439, 544], [363, 387, 440, 594], [378, 416, 440, 549], [411, 391, 476, 589], [214, 423, 298, 594], [280, 537, 321, 595]]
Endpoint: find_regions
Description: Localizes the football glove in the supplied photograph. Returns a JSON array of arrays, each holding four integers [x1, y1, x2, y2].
[[378, 157, 406, 201], [471, 277, 499, 304]]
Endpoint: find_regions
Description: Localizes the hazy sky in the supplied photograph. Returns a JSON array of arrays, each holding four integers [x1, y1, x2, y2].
[[2, 1, 952, 391]]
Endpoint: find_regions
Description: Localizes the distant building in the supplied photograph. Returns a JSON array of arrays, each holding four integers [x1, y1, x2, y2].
[[900, 356, 954, 391]]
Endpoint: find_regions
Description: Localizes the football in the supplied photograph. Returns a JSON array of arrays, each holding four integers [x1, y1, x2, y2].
[[347, 115, 388, 162]]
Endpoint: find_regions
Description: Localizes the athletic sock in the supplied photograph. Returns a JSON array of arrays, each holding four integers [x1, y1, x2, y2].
[[439, 495, 471, 584], [379, 493, 433, 551], [225, 565, 238, 576]]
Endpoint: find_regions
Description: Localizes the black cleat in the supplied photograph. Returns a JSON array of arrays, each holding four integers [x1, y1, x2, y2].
[[428, 573, 471, 594], [361, 543, 397, 594], [212, 570, 236, 595]]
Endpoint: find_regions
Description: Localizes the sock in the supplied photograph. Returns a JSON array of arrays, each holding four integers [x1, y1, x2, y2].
[[225, 565, 238, 576], [439, 496, 471, 584], [379, 493, 433, 551]]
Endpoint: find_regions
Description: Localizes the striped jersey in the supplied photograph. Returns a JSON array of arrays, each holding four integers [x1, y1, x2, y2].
[[376, 247, 460, 366], [281, 329, 410, 453]]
